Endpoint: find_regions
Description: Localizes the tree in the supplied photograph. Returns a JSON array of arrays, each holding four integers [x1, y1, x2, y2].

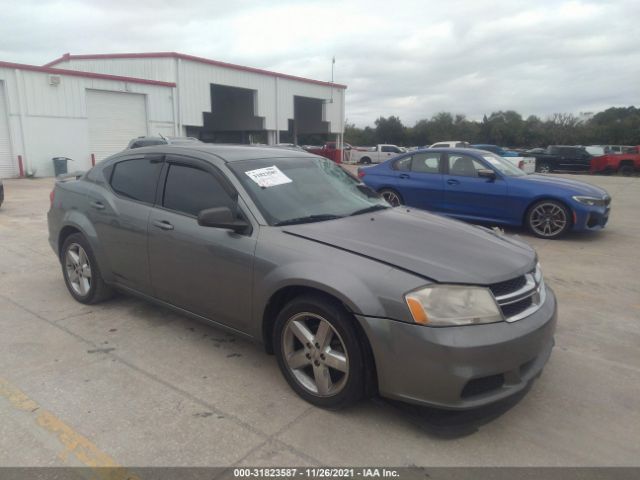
[[341, 106, 639, 149], [374, 116, 406, 145]]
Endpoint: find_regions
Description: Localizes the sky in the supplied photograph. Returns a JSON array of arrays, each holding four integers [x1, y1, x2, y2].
[[1, 0, 638, 127]]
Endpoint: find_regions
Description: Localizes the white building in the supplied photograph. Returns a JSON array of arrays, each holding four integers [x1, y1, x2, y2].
[[0, 52, 346, 177]]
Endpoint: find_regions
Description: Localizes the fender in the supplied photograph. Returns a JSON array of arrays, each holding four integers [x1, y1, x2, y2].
[[59, 210, 115, 284], [252, 260, 389, 340]]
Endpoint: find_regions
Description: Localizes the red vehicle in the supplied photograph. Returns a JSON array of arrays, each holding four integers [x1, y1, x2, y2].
[[591, 146, 640, 176], [305, 142, 352, 164]]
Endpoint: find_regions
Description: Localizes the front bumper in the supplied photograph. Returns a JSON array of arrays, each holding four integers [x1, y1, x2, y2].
[[357, 286, 557, 410], [572, 203, 610, 231]]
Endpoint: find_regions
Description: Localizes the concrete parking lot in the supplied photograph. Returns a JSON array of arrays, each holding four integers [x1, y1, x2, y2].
[[0, 173, 639, 469]]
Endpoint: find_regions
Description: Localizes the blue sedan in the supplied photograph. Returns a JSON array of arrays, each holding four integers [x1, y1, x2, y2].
[[359, 148, 611, 239]]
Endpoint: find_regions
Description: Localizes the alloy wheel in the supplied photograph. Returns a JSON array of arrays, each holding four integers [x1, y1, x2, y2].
[[65, 243, 92, 296], [529, 202, 567, 237], [282, 312, 349, 397], [381, 190, 401, 207]]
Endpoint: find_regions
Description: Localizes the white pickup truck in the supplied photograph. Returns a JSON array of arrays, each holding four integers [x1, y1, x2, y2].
[[348, 144, 404, 164]]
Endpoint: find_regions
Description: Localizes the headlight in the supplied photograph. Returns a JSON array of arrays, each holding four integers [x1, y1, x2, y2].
[[572, 195, 604, 207], [405, 285, 504, 327]]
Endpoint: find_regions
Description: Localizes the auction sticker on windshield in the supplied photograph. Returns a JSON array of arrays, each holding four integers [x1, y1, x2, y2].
[[245, 166, 292, 188]]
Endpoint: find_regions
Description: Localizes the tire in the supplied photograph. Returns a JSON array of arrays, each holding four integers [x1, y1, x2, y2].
[[273, 294, 368, 410], [359, 157, 372, 165], [618, 164, 634, 177], [526, 200, 571, 239], [536, 162, 552, 174], [379, 188, 403, 207], [61, 233, 114, 304]]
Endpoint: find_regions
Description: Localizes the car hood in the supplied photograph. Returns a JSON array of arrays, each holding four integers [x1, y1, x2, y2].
[[283, 208, 536, 285], [515, 174, 609, 197]]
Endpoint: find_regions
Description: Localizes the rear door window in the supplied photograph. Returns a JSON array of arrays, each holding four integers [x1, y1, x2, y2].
[[162, 164, 235, 217], [411, 152, 442, 174], [393, 157, 411, 171], [110, 158, 163, 204]]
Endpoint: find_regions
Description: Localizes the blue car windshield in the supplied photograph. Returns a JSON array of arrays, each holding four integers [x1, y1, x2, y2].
[[481, 153, 527, 177]]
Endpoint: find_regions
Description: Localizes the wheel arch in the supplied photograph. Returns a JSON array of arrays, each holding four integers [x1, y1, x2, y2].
[[57, 212, 113, 283], [523, 196, 575, 227], [261, 284, 379, 396], [58, 225, 82, 259]]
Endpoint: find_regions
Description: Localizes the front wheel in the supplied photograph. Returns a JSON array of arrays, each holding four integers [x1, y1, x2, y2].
[[274, 294, 367, 409], [526, 200, 571, 239], [379, 188, 403, 207]]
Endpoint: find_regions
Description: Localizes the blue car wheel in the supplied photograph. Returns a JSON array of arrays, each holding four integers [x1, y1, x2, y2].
[[526, 200, 571, 239], [379, 188, 403, 207]]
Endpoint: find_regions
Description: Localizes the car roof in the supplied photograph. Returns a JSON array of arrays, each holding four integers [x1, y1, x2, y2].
[[124, 143, 318, 162], [406, 147, 487, 155]]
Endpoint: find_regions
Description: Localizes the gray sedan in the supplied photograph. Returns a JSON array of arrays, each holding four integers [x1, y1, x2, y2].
[[47, 145, 556, 410]]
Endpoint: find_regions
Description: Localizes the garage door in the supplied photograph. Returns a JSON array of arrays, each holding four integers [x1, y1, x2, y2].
[[86, 90, 148, 162], [0, 82, 16, 178]]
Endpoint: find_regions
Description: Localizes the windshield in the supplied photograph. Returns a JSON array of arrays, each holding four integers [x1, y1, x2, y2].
[[229, 156, 389, 225], [481, 153, 527, 177]]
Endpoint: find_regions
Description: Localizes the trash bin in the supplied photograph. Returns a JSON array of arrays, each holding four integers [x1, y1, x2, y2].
[[52, 157, 70, 176]]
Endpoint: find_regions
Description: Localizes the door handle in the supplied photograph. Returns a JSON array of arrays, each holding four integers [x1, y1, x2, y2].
[[399, 173, 410, 179], [447, 179, 460, 185], [153, 220, 174, 231], [90, 201, 105, 210]]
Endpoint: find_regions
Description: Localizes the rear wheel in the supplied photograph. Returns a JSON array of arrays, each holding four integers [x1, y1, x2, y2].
[[359, 157, 372, 165], [274, 294, 367, 410], [526, 200, 571, 239], [379, 188, 403, 207], [618, 164, 634, 176], [537, 162, 552, 174], [61, 233, 113, 304]]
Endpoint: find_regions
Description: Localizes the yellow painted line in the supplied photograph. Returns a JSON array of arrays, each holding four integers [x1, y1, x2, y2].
[[0, 377, 140, 480]]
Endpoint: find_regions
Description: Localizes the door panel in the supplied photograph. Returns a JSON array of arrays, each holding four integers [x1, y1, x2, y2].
[[443, 154, 509, 222], [87, 156, 162, 294], [148, 208, 256, 331], [147, 160, 256, 331], [398, 152, 444, 211]]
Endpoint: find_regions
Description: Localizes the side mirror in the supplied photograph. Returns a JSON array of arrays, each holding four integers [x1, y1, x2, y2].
[[197, 207, 249, 233], [477, 169, 497, 180]]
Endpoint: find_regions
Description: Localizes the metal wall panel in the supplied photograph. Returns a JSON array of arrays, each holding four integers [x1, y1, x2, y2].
[[54, 58, 176, 83], [0, 81, 16, 177], [49, 56, 345, 134]]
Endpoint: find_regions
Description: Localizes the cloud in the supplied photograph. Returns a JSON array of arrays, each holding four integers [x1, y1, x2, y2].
[[1, 0, 638, 126]]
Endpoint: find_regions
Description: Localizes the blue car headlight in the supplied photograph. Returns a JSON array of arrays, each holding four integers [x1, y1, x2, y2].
[[572, 195, 605, 207]]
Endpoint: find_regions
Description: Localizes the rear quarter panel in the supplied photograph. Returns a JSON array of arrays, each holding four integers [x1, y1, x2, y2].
[[48, 179, 94, 255]]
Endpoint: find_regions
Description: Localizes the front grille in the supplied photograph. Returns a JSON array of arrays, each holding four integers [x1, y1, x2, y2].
[[489, 276, 527, 297], [500, 296, 533, 318], [488, 266, 545, 322]]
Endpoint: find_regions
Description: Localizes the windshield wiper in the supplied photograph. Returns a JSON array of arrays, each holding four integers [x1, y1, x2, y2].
[[349, 205, 389, 216], [274, 214, 344, 226]]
